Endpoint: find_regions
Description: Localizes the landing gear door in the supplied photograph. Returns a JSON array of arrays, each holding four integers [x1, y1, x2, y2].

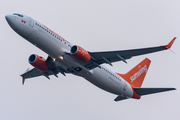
[[29, 17, 34, 27]]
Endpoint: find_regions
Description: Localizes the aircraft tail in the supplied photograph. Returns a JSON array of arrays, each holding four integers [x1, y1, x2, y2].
[[117, 58, 151, 87], [115, 58, 176, 101]]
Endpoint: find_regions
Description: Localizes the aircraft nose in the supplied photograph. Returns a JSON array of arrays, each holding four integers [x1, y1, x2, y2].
[[5, 14, 20, 32], [5, 14, 16, 30], [5, 14, 13, 23]]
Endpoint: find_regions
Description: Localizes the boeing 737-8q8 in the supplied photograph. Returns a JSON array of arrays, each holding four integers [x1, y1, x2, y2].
[[5, 13, 176, 101]]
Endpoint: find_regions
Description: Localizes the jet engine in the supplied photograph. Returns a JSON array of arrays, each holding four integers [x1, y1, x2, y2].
[[70, 45, 91, 63], [29, 54, 49, 71]]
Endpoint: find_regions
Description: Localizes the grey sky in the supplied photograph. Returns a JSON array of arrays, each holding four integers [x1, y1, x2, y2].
[[0, 0, 179, 120]]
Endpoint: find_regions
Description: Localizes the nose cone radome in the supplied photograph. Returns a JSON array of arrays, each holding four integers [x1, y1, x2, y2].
[[5, 14, 17, 31], [5, 14, 34, 37], [5, 14, 13, 25]]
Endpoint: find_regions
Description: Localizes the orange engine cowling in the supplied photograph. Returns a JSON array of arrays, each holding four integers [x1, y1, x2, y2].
[[70, 45, 91, 63], [29, 54, 49, 71]]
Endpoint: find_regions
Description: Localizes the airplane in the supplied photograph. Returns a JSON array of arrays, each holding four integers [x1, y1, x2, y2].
[[5, 13, 176, 101]]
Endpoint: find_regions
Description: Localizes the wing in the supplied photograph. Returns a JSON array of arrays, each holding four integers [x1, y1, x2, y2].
[[84, 37, 176, 69], [21, 56, 68, 84]]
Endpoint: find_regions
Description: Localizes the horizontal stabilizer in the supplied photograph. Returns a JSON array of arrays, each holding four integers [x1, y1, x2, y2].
[[114, 95, 128, 101], [134, 88, 176, 96]]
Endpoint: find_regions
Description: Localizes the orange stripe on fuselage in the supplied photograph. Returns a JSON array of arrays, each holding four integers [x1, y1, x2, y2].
[[43, 25, 70, 44]]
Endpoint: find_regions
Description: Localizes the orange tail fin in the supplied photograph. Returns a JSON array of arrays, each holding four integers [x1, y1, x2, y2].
[[117, 58, 151, 87]]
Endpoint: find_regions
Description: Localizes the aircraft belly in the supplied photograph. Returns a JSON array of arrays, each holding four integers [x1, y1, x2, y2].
[[84, 68, 121, 95], [25, 23, 134, 98], [82, 67, 133, 97]]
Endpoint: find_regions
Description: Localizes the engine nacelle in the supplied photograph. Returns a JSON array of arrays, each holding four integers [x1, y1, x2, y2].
[[29, 54, 49, 71], [70, 45, 91, 63]]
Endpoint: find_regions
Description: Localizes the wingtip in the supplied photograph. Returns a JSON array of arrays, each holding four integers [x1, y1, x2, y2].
[[161, 37, 176, 49], [166, 37, 176, 49]]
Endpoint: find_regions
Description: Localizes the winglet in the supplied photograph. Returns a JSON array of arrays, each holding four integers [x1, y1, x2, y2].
[[21, 68, 29, 85], [162, 37, 176, 49], [22, 77, 25, 85]]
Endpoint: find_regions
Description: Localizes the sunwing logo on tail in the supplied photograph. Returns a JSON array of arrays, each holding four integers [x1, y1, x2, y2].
[[130, 65, 147, 82]]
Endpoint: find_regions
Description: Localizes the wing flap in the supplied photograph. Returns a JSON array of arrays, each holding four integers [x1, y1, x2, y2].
[[90, 46, 166, 63]]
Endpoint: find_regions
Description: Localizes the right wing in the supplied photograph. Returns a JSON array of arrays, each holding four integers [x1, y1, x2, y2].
[[21, 56, 68, 84]]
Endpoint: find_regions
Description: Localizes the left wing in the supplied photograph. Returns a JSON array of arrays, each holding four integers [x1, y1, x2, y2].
[[21, 56, 68, 84], [84, 37, 176, 69]]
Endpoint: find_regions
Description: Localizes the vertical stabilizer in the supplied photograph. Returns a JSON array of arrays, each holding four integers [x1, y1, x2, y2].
[[117, 58, 151, 87]]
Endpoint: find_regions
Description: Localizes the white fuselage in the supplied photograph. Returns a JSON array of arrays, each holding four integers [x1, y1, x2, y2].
[[5, 14, 133, 98]]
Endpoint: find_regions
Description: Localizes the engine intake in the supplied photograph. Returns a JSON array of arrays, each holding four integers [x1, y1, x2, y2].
[[70, 45, 91, 63], [29, 54, 48, 71]]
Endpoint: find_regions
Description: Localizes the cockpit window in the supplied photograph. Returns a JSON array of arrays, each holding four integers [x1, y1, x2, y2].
[[13, 13, 23, 17]]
